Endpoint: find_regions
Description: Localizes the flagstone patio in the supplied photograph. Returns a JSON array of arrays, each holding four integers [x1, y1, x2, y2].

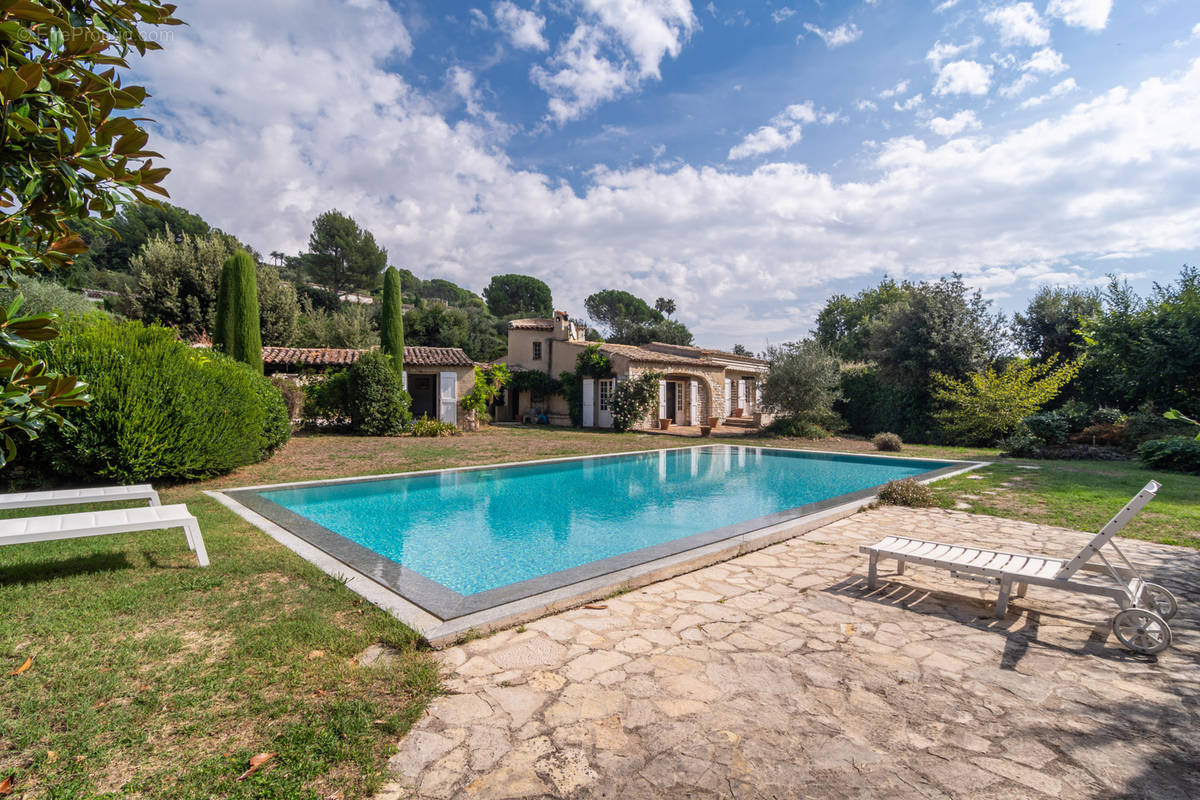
[[379, 507, 1199, 800]]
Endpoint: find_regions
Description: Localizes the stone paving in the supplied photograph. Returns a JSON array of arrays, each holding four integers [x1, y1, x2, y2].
[[379, 507, 1200, 800]]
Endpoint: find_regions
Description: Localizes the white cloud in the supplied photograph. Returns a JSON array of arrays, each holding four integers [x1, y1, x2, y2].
[[856, 98, 878, 111], [927, 110, 981, 137], [1046, 0, 1113, 31], [801, 22, 863, 48], [1023, 47, 1068, 75], [935, 0, 962, 12], [925, 37, 982, 69], [728, 102, 841, 159], [984, 3, 1050, 47], [934, 60, 993, 96], [493, 1, 549, 51], [1019, 77, 1079, 108], [893, 93, 924, 111], [135, 3, 1200, 346], [771, 7, 796, 23], [1000, 72, 1039, 98], [1195, 23, 1200, 37], [530, 0, 697, 122], [878, 79, 910, 99]]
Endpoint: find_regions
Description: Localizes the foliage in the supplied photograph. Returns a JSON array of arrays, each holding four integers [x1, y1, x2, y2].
[[483, 274, 553, 318], [610, 370, 663, 432], [1022, 411, 1070, 445], [760, 340, 841, 422], [303, 370, 352, 428], [124, 229, 230, 340], [403, 300, 506, 362], [1121, 407, 1197, 448], [1093, 407, 1125, 426], [575, 344, 612, 378], [763, 417, 831, 439], [509, 369, 564, 398], [0, 277, 105, 318], [1077, 269, 1200, 416], [221, 251, 262, 372], [411, 416, 460, 437], [293, 304, 378, 349], [876, 478, 938, 508], [1013, 286, 1102, 362], [297, 282, 343, 313], [584, 289, 693, 345], [872, 432, 903, 451], [214, 254, 236, 353], [32, 318, 286, 482], [815, 276, 913, 361], [931, 356, 1081, 445], [654, 297, 676, 317], [304, 210, 387, 296], [347, 351, 411, 435], [379, 267, 405, 374], [0, 2, 185, 468], [461, 364, 511, 421], [255, 263, 299, 347], [834, 363, 910, 438], [1137, 437, 1200, 475], [1164, 408, 1200, 441], [731, 344, 752, 356], [417, 277, 486, 309], [559, 371, 583, 426], [270, 376, 305, 421]]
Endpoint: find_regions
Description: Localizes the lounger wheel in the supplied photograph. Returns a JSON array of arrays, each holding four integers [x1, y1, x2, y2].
[[1111, 608, 1172, 655], [1136, 583, 1178, 621]]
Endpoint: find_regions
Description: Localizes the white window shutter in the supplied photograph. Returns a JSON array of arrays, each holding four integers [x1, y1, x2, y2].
[[401, 370, 407, 391], [439, 371, 458, 425], [582, 378, 595, 427], [689, 380, 699, 425], [724, 378, 732, 416], [658, 379, 668, 420]]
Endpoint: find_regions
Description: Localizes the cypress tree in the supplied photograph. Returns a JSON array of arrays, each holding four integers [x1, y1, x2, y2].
[[229, 250, 262, 373], [213, 256, 237, 353], [380, 266, 405, 375]]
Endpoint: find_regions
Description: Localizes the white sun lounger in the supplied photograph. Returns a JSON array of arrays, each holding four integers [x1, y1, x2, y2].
[[861, 481, 1179, 654], [0, 483, 160, 511], [0, 504, 208, 567]]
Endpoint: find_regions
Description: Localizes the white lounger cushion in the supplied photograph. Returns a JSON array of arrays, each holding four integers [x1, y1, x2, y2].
[[0, 483, 159, 510], [863, 535, 1066, 580], [0, 504, 207, 566]]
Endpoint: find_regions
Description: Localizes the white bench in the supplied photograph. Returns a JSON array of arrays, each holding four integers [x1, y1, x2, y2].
[[0, 504, 208, 567], [0, 483, 159, 510]]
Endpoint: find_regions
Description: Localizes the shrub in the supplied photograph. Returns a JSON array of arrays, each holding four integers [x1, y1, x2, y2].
[[1123, 409, 1195, 447], [932, 356, 1081, 445], [1091, 407, 1124, 426], [0, 277, 106, 318], [876, 478, 938, 507], [303, 370, 352, 428], [760, 340, 841, 421], [1137, 437, 1200, 474], [763, 417, 831, 439], [270, 376, 305, 421], [1000, 427, 1044, 458], [1070, 422, 1125, 447], [836, 364, 911, 439], [1056, 399, 1093, 433], [1023, 411, 1070, 445], [461, 364, 511, 424], [347, 350, 412, 435], [34, 317, 287, 482], [611, 370, 662, 432], [872, 432, 902, 451], [411, 416, 459, 437]]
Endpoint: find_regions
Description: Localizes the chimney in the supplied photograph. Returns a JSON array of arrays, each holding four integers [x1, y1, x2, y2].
[[553, 310, 571, 341]]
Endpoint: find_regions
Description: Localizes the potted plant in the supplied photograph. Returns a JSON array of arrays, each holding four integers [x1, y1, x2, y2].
[[659, 418, 671, 430], [708, 416, 719, 427], [700, 425, 712, 437], [733, 407, 744, 417]]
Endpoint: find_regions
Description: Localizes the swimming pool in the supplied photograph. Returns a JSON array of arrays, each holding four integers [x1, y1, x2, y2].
[[226, 446, 965, 622]]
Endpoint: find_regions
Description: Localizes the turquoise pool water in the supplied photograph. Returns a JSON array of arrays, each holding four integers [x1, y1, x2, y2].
[[258, 446, 954, 597]]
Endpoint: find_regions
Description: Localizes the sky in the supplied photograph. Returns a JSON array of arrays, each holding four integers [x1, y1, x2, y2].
[[131, 0, 1200, 349]]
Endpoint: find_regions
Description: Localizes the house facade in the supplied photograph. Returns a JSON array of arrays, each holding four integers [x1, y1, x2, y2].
[[500, 311, 770, 430], [262, 345, 476, 426]]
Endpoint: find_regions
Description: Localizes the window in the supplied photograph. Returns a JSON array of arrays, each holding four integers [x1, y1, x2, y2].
[[598, 379, 613, 411], [532, 341, 542, 360], [675, 381, 685, 411]]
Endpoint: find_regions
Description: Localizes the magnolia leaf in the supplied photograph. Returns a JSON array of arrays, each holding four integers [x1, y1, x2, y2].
[[48, 235, 87, 255]]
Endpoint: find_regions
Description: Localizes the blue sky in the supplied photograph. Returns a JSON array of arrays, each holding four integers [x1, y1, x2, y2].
[[133, 1, 1200, 348]]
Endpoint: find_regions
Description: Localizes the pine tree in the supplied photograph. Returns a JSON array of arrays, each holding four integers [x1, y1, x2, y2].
[[380, 266, 405, 375], [229, 251, 263, 373], [213, 254, 237, 352]]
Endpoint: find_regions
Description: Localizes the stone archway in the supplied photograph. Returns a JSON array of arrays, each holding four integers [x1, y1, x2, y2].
[[661, 371, 719, 426]]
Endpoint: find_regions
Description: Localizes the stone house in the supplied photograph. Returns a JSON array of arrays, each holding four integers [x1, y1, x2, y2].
[[499, 312, 770, 430], [262, 345, 476, 426]]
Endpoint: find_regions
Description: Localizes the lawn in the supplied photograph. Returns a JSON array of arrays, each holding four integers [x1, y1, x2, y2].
[[1, 426, 1195, 798]]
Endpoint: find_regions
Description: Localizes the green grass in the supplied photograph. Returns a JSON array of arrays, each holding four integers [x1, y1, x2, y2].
[[1, 426, 1196, 797]]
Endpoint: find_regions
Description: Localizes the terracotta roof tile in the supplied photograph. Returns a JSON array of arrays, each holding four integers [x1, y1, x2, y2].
[[507, 318, 554, 331], [261, 345, 473, 368], [596, 343, 706, 366]]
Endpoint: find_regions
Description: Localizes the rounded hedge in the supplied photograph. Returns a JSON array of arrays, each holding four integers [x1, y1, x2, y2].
[[347, 350, 411, 435], [34, 317, 290, 483], [872, 432, 903, 451]]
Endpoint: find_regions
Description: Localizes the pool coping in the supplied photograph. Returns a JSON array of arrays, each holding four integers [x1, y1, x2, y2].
[[210, 445, 986, 645]]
